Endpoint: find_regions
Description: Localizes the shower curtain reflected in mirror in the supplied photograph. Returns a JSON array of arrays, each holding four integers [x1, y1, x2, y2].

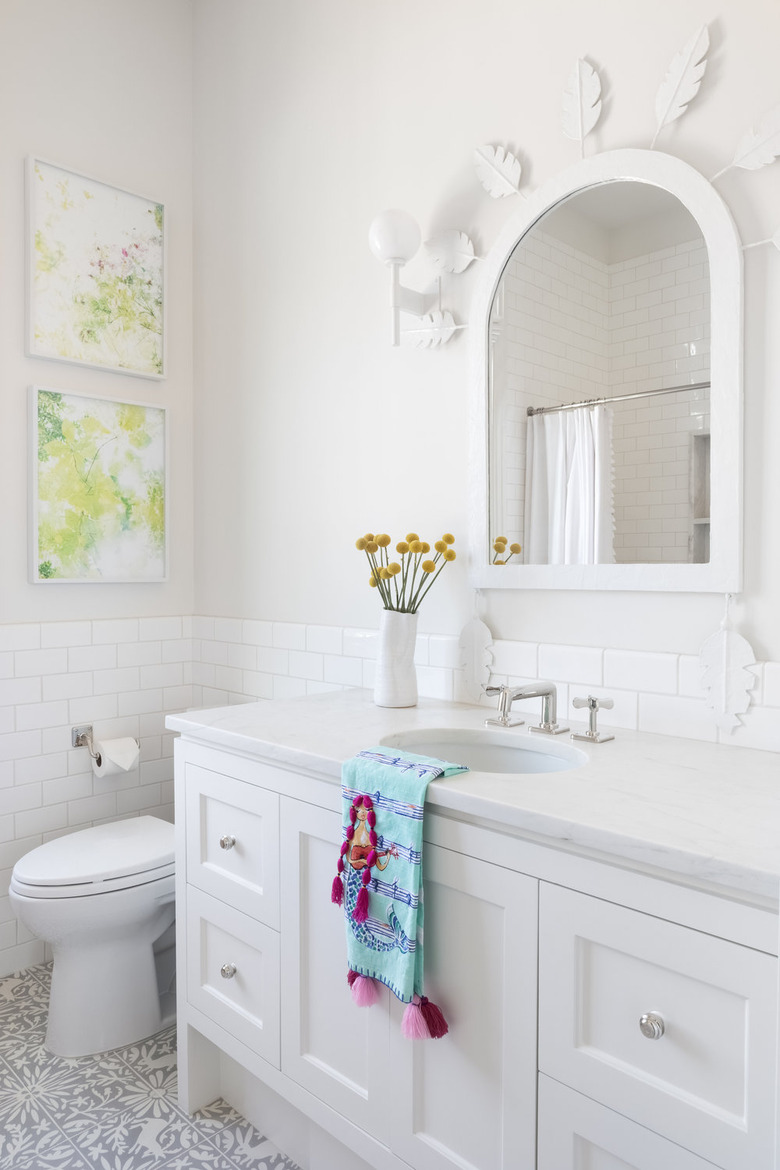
[[524, 404, 615, 565]]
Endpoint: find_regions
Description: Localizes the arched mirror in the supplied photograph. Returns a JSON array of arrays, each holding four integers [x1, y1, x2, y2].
[[469, 150, 742, 592]]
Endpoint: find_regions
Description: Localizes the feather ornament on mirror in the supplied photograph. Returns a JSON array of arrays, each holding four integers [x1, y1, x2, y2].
[[699, 601, 757, 734], [712, 104, 780, 180], [561, 59, 602, 158], [474, 145, 522, 199], [425, 230, 477, 274], [405, 310, 458, 348], [457, 617, 494, 704], [650, 25, 709, 149]]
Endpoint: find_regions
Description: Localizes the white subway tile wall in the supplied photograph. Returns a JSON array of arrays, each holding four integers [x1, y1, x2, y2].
[[0, 618, 187, 977], [1, 614, 778, 977]]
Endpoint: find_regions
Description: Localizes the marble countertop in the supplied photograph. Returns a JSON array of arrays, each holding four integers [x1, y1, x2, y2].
[[167, 689, 780, 902]]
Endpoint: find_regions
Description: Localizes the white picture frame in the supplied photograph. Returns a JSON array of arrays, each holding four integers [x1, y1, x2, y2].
[[30, 385, 168, 583], [26, 157, 166, 379]]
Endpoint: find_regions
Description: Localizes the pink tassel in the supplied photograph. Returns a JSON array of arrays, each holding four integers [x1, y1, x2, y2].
[[351, 974, 381, 1007], [401, 995, 431, 1039], [331, 874, 343, 906], [347, 968, 359, 987], [419, 997, 449, 1039], [353, 885, 369, 922]]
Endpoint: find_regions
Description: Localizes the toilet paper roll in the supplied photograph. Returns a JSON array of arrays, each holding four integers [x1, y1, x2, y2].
[[92, 737, 140, 778]]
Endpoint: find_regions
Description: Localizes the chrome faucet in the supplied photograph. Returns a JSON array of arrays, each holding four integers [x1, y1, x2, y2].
[[485, 683, 569, 735]]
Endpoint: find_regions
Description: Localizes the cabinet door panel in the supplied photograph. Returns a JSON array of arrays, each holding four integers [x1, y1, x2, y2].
[[185, 887, 280, 1068], [538, 1075, 718, 1170], [185, 763, 280, 927], [539, 883, 776, 1170], [280, 798, 390, 1143], [390, 845, 538, 1170]]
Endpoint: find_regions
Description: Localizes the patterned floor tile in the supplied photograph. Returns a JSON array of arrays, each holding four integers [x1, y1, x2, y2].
[[0, 963, 301, 1170], [210, 1121, 301, 1168]]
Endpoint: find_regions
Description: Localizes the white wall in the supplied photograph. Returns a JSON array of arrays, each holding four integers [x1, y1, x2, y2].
[[192, 0, 780, 661], [0, 0, 193, 976], [0, 0, 194, 624]]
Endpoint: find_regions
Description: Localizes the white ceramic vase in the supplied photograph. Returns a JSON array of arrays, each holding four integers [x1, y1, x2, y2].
[[374, 609, 418, 708]]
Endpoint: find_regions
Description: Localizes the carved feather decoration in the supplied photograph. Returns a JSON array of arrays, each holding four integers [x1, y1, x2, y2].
[[474, 145, 522, 199], [425, 230, 477, 274], [405, 310, 457, 348], [457, 617, 494, 704], [699, 611, 757, 734], [562, 59, 602, 157], [731, 104, 780, 171], [651, 25, 709, 149]]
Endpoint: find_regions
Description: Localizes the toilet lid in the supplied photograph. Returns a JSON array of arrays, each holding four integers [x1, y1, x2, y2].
[[12, 816, 175, 888]]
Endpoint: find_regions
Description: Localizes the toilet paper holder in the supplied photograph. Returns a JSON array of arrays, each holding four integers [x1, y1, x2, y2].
[[72, 725, 104, 765]]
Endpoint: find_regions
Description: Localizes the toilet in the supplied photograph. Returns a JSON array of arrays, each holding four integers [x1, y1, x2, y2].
[[9, 815, 176, 1058]]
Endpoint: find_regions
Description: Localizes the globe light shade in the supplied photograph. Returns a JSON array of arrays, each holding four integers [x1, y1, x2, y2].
[[368, 209, 422, 266]]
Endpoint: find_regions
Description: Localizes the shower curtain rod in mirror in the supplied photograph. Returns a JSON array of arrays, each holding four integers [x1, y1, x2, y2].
[[526, 380, 711, 416]]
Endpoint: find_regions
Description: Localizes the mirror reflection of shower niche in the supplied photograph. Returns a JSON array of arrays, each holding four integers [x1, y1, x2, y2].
[[488, 181, 711, 566]]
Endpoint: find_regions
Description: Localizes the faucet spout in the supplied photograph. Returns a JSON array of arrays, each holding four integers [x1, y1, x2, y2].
[[505, 683, 558, 728], [484, 682, 569, 735]]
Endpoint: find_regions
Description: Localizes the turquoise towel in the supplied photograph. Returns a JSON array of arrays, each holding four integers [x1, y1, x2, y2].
[[332, 747, 468, 1039]]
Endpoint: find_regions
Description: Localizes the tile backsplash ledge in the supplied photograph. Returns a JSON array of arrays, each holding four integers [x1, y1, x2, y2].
[[1, 613, 778, 977]]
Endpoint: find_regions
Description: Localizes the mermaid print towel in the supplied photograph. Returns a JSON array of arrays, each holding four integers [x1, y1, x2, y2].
[[331, 746, 468, 1039]]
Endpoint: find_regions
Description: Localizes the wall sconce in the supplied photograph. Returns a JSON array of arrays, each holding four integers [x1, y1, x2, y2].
[[368, 209, 464, 348]]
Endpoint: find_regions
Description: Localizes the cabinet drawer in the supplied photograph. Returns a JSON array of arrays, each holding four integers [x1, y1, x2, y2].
[[186, 886, 280, 1068], [538, 884, 776, 1170], [185, 763, 280, 928], [538, 1075, 718, 1170]]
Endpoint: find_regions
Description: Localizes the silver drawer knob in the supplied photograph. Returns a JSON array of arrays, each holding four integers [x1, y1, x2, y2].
[[639, 1012, 665, 1040], [219, 834, 236, 850], [220, 963, 237, 980]]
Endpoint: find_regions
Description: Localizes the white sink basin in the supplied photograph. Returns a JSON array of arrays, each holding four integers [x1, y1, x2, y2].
[[379, 727, 587, 775]]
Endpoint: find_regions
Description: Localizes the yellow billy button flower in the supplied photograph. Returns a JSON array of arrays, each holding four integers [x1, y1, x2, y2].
[[364, 533, 375, 541], [356, 538, 367, 550], [509, 542, 522, 554], [406, 532, 419, 543], [421, 560, 436, 573], [420, 542, 430, 553], [495, 559, 505, 565], [409, 540, 423, 554], [396, 541, 409, 555], [369, 576, 378, 587], [379, 567, 391, 579], [366, 540, 379, 554], [434, 540, 447, 553], [493, 540, 506, 553], [443, 548, 456, 561], [495, 536, 507, 543], [442, 533, 455, 545], [377, 533, 391, 547], [388, 562, 402, 575]]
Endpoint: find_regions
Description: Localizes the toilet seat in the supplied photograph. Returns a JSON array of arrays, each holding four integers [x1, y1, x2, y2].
[[11, 815, 175, 899]]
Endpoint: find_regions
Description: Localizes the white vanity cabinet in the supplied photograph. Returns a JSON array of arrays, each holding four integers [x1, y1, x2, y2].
[[171, 707, 780, 1170], [279, 797, 391, 1142], [387, 843, 537, 1170], [537, 884, 777, 1170]]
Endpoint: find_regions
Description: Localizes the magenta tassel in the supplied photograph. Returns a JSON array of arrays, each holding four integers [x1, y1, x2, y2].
[[347, 968, 359, 987], [419, 997, 449, 1039], [331, 874, 343, 906], [351, 974, 381, 1007], [401, 995, 431, 1040], [353, 884, 369, 922]]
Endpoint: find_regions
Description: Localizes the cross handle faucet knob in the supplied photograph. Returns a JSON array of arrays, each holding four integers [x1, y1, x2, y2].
[[571, 695, 615, 743]]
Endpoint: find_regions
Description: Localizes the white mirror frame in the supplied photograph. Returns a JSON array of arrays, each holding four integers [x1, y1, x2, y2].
[[469, 148, 743, 592]]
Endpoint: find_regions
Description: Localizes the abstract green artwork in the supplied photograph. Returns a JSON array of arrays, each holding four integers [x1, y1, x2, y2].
[[28, 159, 164, 377], [32, 388, 166, 582]]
